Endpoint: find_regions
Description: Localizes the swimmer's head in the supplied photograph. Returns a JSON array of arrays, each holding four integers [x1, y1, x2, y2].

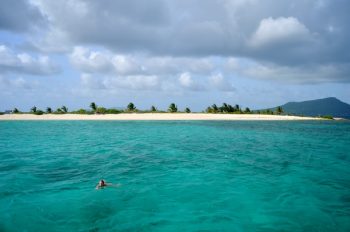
[[99, 179, 105, 186]]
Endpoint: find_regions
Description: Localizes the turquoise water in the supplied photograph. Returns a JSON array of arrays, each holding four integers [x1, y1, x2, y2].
[[0, 121, 349, 231]]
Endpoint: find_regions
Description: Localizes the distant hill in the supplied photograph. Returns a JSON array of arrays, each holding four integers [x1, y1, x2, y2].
[[264, 97, 350, 118]]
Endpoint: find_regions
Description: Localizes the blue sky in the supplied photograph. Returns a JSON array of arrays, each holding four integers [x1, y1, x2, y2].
[[1, 0, 349, 112]]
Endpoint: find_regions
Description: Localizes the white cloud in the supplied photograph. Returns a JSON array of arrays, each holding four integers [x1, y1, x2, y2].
[[208, 73, 235, 92], [80, 73, 160, 91], [70, 46, 215, 76], [242, 62, 350, 83], [109, 75, 160, 90], [0, 76, 38, 89], [249, 17, 312, 48], [178, 72, 193, 88], [70, 47, 113, 73], [178, 72, 205, 91], [0, 45, 59, 75]]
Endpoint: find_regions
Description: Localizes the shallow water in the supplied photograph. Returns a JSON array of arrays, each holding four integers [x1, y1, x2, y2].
[[0, 120, 349, 231]]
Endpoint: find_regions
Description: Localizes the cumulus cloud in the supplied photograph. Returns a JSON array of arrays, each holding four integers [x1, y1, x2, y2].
[[2, 0, 350, 85], [208, 73, 235, 92], [23, 0, 349, 83], [0, 45, 59, 75], [178, 72, 206, 91], [70, 46, 215, 76], [70, 47, 114, 74], [80, 73, 160, 91], [249, 17, 312, 48]]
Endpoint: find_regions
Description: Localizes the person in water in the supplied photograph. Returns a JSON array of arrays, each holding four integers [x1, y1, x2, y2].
[[96, 179, 109, 189], [96, 179, 120, 189]]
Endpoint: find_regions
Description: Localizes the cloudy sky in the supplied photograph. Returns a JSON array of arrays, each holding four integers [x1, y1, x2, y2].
[[1, 0, 349, 111]]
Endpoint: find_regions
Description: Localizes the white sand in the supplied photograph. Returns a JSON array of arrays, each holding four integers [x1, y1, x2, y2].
[[0, 113, 320, 121]]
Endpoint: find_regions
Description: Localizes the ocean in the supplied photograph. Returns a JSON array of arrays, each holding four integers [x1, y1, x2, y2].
[[0, 120, 349, 231]]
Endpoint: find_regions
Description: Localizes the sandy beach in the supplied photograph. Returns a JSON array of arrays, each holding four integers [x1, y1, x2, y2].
[[0, 113, 321, 121]]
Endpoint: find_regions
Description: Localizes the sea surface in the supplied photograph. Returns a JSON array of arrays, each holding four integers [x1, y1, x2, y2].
[[0, 120, 349, 231]]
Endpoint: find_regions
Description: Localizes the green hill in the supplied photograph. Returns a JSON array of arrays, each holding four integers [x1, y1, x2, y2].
[[266, 97, 350, 118]]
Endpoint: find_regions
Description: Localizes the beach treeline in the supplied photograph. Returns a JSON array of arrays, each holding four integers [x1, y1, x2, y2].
[[5, 102, 286, 115], [7, 102, 193, 115]]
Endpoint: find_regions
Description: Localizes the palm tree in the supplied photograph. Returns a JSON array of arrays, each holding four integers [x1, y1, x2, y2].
[[185, 107, 191, 113], [212, 104, 218, 113], [46, 107, 52, 114], [151, 105, 157, 112], [31, 106, 37, 113], [168, 103, 177, 113], [61, 106, 68, 113], [127, 102, 136, 111], [244, 107, 251, 113], [13, 108, 19, 113], [234, 104, 240, 112], [220, 103, 235, 113], [90, 102, 97, 111], [227, 104, 234, 113]]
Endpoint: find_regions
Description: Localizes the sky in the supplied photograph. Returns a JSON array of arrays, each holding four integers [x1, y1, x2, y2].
[[0, 0, 349, 112]]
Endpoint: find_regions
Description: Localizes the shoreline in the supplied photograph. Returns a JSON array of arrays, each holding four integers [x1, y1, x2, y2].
[[0, 113, 323, 121]]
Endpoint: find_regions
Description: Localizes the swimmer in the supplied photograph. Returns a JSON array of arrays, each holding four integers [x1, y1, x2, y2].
[[95, 179, 109, 189], [95, 179, 120, 189]]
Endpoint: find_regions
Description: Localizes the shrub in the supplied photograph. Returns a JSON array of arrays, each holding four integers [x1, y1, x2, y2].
[[106, 108, 121, 114], [320, 115, 334, 120], [74, 109, 88, 114], [54, 108, 64, 114], [34, 110, 44, 115], [96, 107, 107, 114]]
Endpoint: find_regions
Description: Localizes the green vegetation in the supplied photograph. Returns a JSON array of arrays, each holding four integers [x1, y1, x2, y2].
[[30, 106, 37, 113], [6, 101, 333, 118], [34, 110, 44, 115], [61, 106, 68, 113], [168, 103, 177, 113], [96, 107, 107, 114], [275, 106, 283, 115], [54, 108, 64, 114], [127, 102, 136, 112], [206, 103, 242, 113], [5, 102, 263, 115], [244, 107, 251, 113], [72, 109, 89, 114], [90, 102, 97, 112], [265, 97, 350, 118], [151, 105, 157, 112], [320, 115, 334, 120], [106, 108, 121, 114]]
